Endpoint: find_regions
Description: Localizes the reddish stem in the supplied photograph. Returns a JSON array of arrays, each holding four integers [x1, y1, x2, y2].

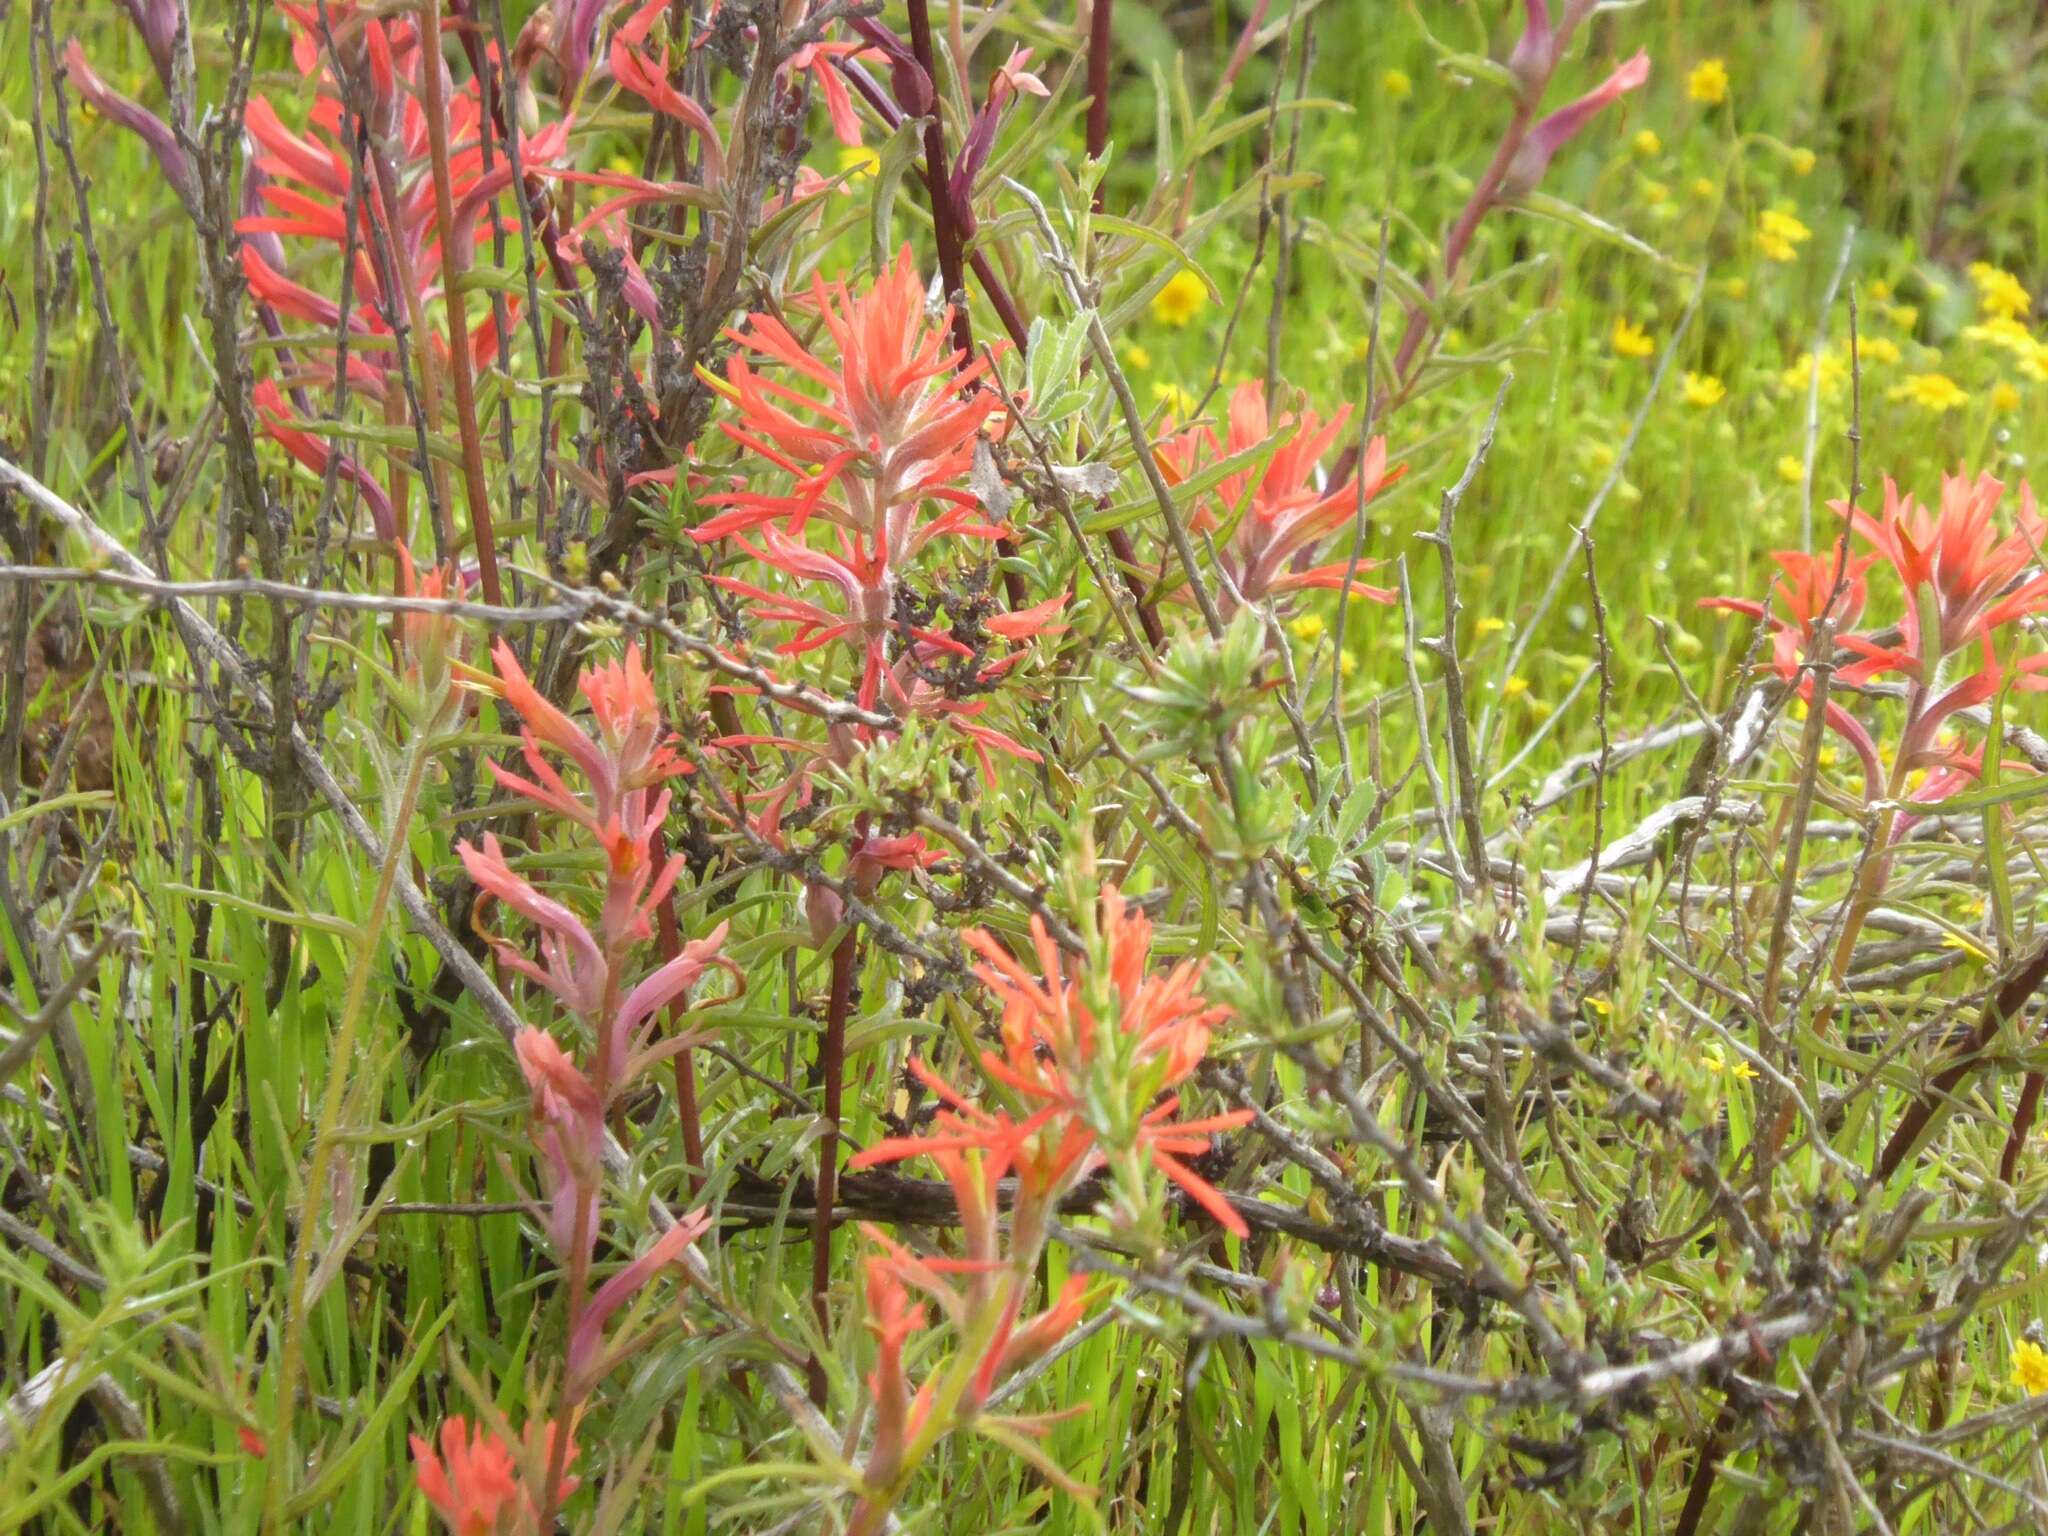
[[898, 0, 1028, 609], [1086, 0, 1113, 209], [2001, 1071, 2042, 1183], [904, 0, 972, 359], [1878, 936, 2048, 1182], [1080, 0, 1166, 647], [808, 913, 859, 1405], [652, 828, 706, 1192], [1384, 111, 1530, 397], [421, 0, 503, 604]]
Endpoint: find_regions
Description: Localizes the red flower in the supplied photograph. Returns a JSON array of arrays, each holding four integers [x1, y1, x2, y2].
[[460, 834, 608, 1018], [486, 638, 687, 888], [1504, 50, 1651, 195], [1701, 541, 1883, 796], [1159, 381, 1405, 612], [1836, 471, 2048, 680], [410, 1416, 575, 1536], [250, 380, 396, 542], [694, 244, 1003, 544], [784, 37, 876, 147], [607, 0, 726, 182], [858, 1247, 933, 1490], [853, 887, 1253, 1238]]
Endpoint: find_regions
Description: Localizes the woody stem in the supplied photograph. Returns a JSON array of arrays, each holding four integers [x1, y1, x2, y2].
[[808, 911, 859, 1405]]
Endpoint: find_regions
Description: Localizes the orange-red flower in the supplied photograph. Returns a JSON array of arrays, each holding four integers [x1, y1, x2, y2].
[[853, 887, 1253, 1238], [410, 1416, 576, 1536], [695, 245, 1004, 544], [1159, 381, 1404, 612], [1835, 471, 2048, 681]]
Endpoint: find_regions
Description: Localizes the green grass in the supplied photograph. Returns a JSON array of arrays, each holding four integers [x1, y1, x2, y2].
[[5, 1, 2048, 1532]]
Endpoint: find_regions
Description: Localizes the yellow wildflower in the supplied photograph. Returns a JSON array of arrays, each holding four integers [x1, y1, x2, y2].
[[1687, 58, 1729, 105], [1502, 675, 1531, 698], [1780, 349, 1847, 397], [1789, 147, 1817, 177], [1970, 262, 2030, 320], [1870, 280, 1893, 301], [1963, 315, 2034, 354], [1722, 277, 1749, 300], [1475, 616, 1507, 636], [1701, 1044, 1757, 1081], [1857, 336, 1901, 366], [1776, 455, 1805, 484], [1993, 381, 2022, 413], [1682, 372, 1726, 407], [607, 154, 638, 177], [2013, 1338, 2048, 1396], [1151, 270, 1209, 328], [1339, 651, 1359, 677], [1888, 373, 1968, 413], [837, 144, 882, 179], [1755, 208, 1812, 263], [1882, 302, 1919, 332], [1633, 129, 1662, 157], [1612, 316, 1655, 359], [1381, 68, 1413, 102], [1123, 344, 1153, 372], [1152, 381, 1198, 416], [1290, 613, 1326, 643], [1639, 177, 1670, 205], [1942, 932, 1992, 964], [1691, 176, 1718, 200]]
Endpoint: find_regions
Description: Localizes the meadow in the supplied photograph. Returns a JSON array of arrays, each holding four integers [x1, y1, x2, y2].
[[4, 0, 2048, 1531]]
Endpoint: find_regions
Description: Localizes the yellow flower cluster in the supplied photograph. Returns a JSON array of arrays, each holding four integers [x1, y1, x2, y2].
[[1701, 1044, 1756, 1081], [1681, 372, 1725, 407], [1687, 58, 1729, 105], [2013, 1338, 2048, 1397], [1888, 373, 1968, 413], [1779, 348, 1848, 398], [1755, 208, 1812, 263], [1151, 270, 1209, 328], [1970, 261, 2030, 321], [1612, 316, 1655, 359]]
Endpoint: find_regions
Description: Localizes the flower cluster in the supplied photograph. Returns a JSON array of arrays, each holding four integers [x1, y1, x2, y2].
[[831, 886, 1252, 1529], [421, 640, 727, 1522], [1158, 380, 1406, 615], [1704, 469, 2046, 970], [239, 5, 569, 390], [695, 247, 1064, 865], [410, 1416, 579, 1536]]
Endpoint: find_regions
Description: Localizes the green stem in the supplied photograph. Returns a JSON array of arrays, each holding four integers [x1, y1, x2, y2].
[[264, 735, 432, 1523]]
